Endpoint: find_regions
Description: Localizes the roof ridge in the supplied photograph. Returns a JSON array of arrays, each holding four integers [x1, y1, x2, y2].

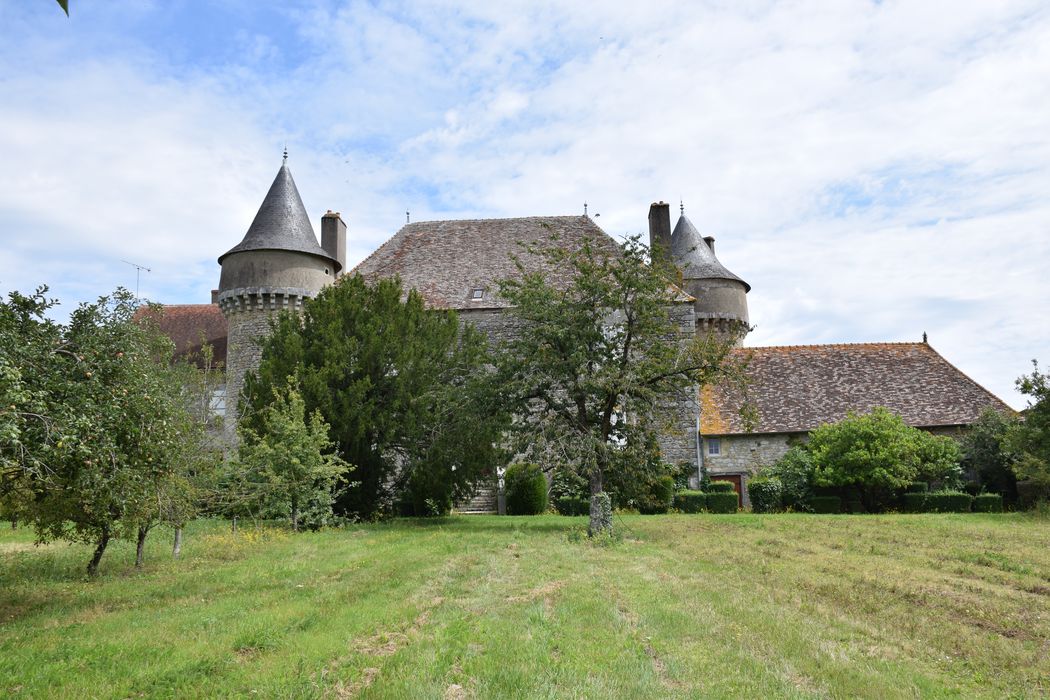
[[744, 341, 929, 351], [404, 214, 592, 226]]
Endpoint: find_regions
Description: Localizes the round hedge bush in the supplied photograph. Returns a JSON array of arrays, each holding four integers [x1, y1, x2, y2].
[[747, 476, 782, 513], [505, 463, 549, 515], [706, 491, 738, 513], [708, 480, 737, 494], [973, 493, 1004, 513], [673, 490, 706, 513]]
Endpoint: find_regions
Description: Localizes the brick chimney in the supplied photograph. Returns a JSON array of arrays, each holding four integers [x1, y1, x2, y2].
[[648, 201, 672, 263], [321, 210, 347, 277]]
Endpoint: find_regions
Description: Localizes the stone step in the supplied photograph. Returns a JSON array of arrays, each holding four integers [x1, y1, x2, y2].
[[455, 482, 499, 514]]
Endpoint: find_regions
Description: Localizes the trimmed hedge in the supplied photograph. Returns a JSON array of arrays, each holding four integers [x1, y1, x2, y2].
[[708, 480, 737, 494], [906, 481, 929, 493], [554, 496, 589, 516], [673, 491, 706, 513], [807, 496, 842, 514], [963, 481, 982, 497], [505, 463, 548, 515], [638, 475, 675, 514], [706, 491, 738, 513], [973, 493, 1004, 513], [926, 491, 973, 513], [902, 493, 927, 513], [748, 476, 782, 513]]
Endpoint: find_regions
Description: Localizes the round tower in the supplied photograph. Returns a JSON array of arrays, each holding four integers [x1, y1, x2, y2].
[[669, 210, 750, 346], [217, 156, 341, 431]]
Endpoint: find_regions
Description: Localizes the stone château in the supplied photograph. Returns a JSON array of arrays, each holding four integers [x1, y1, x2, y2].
[[155, 158, 1012, 507]]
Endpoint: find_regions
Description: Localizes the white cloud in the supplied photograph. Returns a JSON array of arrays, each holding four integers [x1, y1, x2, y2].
[[0, 0, 1047, 407]]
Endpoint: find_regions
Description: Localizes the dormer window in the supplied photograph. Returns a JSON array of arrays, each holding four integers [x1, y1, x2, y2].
[[471, 288, 484, 300]]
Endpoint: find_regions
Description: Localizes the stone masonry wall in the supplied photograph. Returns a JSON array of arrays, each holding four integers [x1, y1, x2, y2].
[[704, 433, 794, 475]]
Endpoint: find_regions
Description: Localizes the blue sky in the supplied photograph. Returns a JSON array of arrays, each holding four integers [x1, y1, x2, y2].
[[1, 0, 1048, 408]]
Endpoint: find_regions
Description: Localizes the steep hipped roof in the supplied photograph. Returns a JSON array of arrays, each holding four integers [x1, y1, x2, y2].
[[701, 342, 1012, 435], [218, 161, 340, 270], [671, 214, 749, 291], [352, 216, 625, 310], [135, 304, 227, 369]]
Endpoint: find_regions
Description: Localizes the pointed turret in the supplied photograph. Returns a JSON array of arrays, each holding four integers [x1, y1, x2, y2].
[[218, 160, 340, 270], [671, 214, 749, 291], [217, 157, 342, 438], [669, 211, 750, 345]]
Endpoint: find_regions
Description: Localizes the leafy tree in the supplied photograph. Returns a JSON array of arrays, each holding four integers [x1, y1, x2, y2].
[[2, 289, 202, 574], [494, 234, 745, 535], [243, 274, 507, 519], [960, 407, 1019, 501], [235, 379, 347, 531], [1008, 361, 1050, 490], [808, 407, 961, 511]]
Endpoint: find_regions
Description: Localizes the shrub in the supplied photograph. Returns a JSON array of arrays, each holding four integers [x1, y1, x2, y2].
[[554, 496, 590, 516], [505, 463, 548, 515], [925, 491, 973, 513], [1017, 481, 1050, 510], [765, 446, 815, 510], [748, 476, 783, 513], [902, 493, 927, 513], [708, 480, 737, 494], [673, 490, 706, 513], [906, 482, 929, 493], [963, 480, 982, 497], [806, 496, 842, 514], [638, 475, 675, 514], [706, 492, 738, 513], [973, 493, 1004, 513], [846, 500, 865, 514]]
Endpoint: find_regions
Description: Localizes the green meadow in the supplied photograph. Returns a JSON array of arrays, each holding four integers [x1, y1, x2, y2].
[[1, 514, 1048, 699]]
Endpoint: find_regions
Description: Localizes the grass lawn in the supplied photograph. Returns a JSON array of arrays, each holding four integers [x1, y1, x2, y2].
[[1, 513, 1048, 699]]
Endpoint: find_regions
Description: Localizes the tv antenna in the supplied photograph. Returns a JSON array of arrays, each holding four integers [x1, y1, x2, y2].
[[121, 259, 152, 300]]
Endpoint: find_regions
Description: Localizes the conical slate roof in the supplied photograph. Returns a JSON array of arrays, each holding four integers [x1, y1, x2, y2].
[[218, 161, 340, 269], [670, 214, 749, 291]]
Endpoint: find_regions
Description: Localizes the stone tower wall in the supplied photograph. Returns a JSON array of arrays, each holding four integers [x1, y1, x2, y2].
[[219, 291, 307, 438]]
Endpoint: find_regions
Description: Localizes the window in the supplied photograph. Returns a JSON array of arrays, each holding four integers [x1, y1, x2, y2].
[[471, 288, 484, 300], [707, 438, 721, 456]]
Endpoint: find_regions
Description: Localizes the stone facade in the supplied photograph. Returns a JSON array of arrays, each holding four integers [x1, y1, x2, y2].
[[218, 292, 308, 436]]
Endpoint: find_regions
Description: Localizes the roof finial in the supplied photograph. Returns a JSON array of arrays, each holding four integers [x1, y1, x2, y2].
[[584, 202, 588, 216], [680, 199, 684, 216], [922, 331, 928, 343], [406, 209, 410, 224], [282, 146, 288, 163]]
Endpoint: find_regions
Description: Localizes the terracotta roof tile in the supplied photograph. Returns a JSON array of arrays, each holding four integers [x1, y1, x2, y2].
[[136, 304, 227, 369], [701, 342, 1012, 435]]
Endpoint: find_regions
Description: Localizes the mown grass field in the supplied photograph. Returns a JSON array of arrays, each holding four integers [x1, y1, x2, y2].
[[1, 513, 1048, 699]]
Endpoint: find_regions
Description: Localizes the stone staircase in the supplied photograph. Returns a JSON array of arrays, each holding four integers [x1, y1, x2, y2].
[[456, 483, 499, 514]]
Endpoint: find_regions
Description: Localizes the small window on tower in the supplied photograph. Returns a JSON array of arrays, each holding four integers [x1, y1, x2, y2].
[[471, 288, 484, 300], [707, 438, 721, 456]]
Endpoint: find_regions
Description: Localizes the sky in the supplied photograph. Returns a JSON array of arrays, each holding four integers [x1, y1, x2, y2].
[[0, 0, 1047, 408]]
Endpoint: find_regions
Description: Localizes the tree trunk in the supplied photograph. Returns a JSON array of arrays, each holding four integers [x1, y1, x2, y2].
[[87, 528, 110, 576], [588, 472, 613, 536], [135, 525, 150, 568], [10, 517, 16, 530], [172, 526, 183, 558], [231, 516, 237, 534], [291, 505, 300, 533]]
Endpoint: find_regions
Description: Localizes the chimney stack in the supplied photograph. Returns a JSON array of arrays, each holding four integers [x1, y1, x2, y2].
[[321, 210, 347, 277], [648, 201, 672, 263], [703, 236, 715, 254]]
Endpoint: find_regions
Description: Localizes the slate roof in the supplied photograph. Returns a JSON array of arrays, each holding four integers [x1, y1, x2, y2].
[[135, 304, 227, 369], [218, 161, 340, 270], [700, 342, 1012, 435], [351, 216, 626, 310], [670, 214, 749, 291]]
